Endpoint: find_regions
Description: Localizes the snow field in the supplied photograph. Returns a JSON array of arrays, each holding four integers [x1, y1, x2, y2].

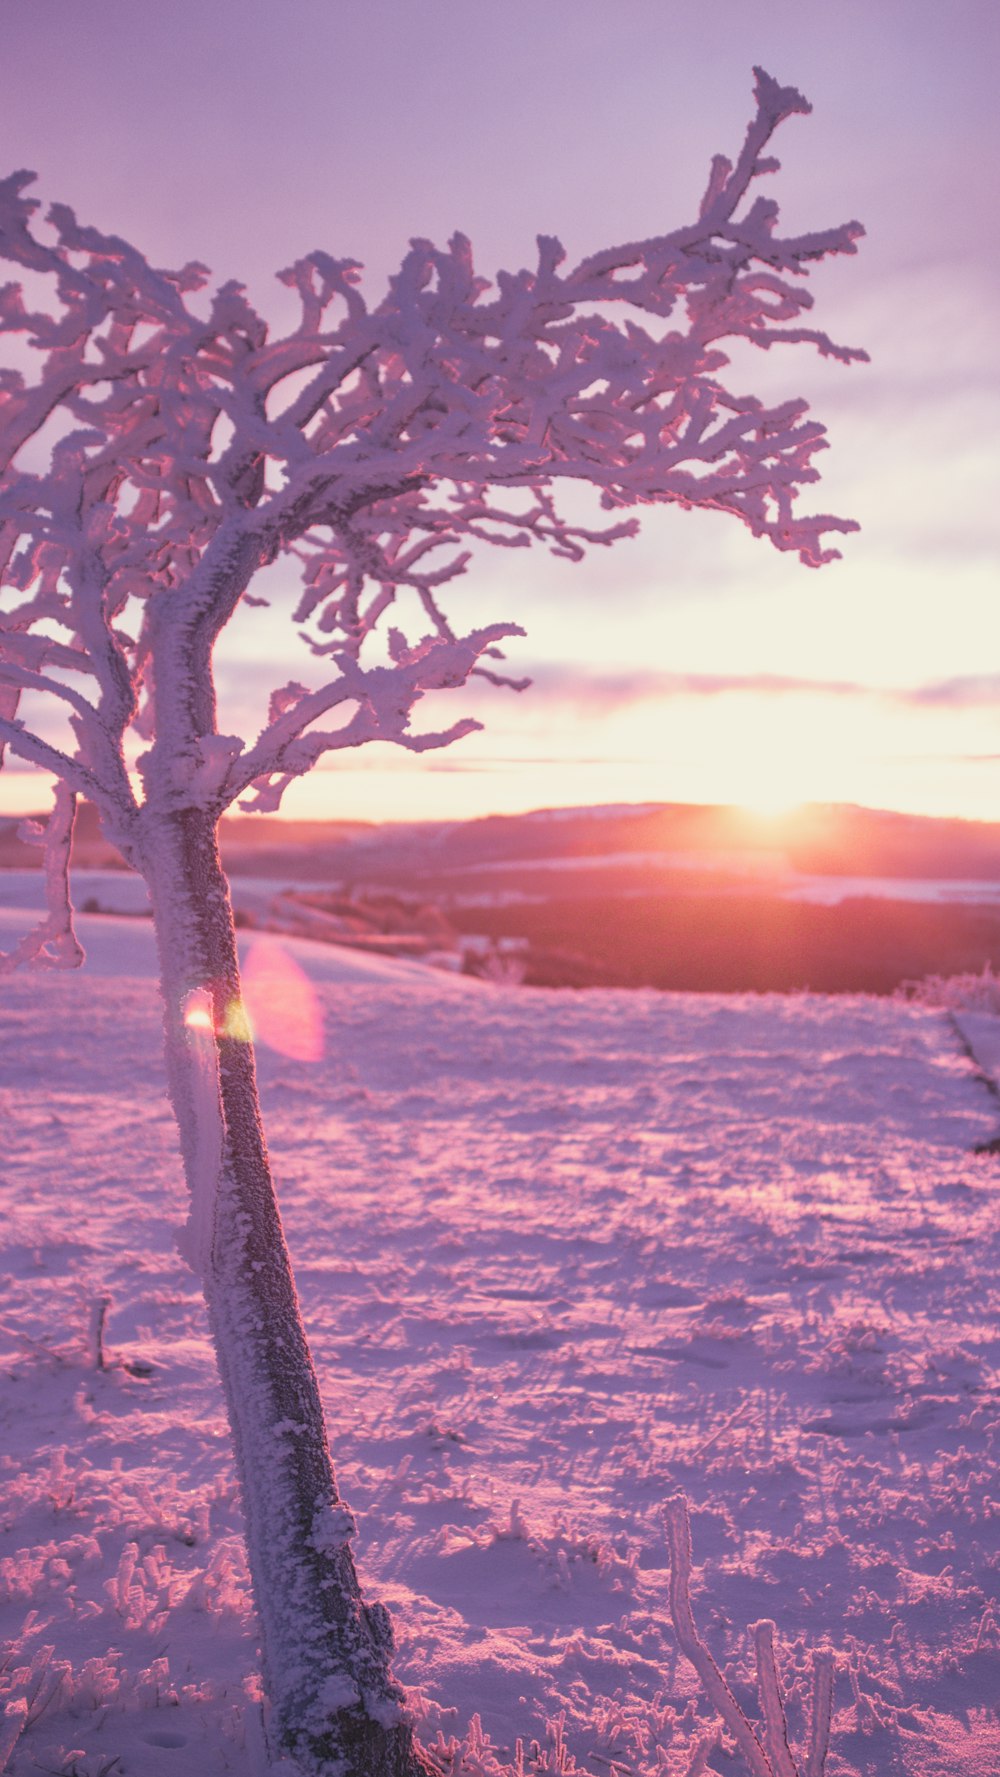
[[1, 917, 999, 1775]]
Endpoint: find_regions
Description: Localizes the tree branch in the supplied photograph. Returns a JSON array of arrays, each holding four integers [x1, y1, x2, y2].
[[0, 782, 83, 973], [230, 621, 524, 812], [0, 713, 105, 801], [1, 69, 864, 840]]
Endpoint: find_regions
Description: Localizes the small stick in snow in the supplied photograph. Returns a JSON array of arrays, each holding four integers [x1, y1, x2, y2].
[[87, 1293, 112, 1371], [691, 1397, 750, 1461]]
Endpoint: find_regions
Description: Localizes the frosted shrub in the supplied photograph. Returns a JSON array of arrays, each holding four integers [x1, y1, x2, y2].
[[423, 1712, 587, 1777], [896, 964, 1000, 1014], [664, 1494, 835, 1777], [0, 1644, 72, 1772]]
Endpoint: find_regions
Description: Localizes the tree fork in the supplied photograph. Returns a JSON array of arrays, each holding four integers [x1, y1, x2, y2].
[[139, 806, 431, 1777]]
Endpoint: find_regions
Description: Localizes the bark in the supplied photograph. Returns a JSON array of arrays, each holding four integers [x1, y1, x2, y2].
[[138, 804, 431, 1777]]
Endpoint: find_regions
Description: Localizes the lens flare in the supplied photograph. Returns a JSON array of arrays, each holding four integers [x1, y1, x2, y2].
[[222, 998, 254, 1042], [183, 988, 254, 1043], [241, 939, 324, 1063], [183, 989, 215, 1034]]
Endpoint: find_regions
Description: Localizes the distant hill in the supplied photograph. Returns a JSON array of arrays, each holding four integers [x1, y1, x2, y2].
[[220, 799, 1000, 886], [8, 799, 1000, 995], [0, 804, 373, 874], [0, 799, 129, 870], [5, 798, 1000, 883]]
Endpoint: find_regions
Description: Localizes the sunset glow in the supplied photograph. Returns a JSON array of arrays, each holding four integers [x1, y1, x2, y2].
[[0, 5, 996, 832], [2, 11, 998, 1772]]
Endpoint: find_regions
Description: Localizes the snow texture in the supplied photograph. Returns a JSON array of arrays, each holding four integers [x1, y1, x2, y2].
[[1, 909, 999, 1776]]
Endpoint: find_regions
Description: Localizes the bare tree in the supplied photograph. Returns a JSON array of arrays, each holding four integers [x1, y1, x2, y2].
[[0, 69, 864, 1777]]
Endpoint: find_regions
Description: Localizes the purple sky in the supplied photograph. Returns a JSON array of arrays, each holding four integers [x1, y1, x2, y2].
[[2, 1, 998, 823]]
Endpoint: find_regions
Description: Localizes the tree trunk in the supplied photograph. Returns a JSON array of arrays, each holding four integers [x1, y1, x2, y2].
[[137, 804, 430, 1777]]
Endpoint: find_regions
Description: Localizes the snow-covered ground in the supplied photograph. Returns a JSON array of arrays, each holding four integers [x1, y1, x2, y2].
[[1, 898, 999, 1776]]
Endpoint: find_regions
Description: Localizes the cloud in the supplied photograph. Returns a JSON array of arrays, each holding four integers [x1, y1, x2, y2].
[[524, 665, 868, 714], [903, 675, 1000, 708], [519, 666, 1000, 717], [420, 754, 643, 774]]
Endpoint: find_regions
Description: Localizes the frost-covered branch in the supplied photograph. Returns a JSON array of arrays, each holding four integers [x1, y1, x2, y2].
[[1, 66, 864, 887], [0, 781, 83, 972], [664, 1494, 774, 1776], [0, 709, 104, 801], [233, 621, 523, 814], [664, 1493, 835, 1777], [805, 1653, 834, 1777]]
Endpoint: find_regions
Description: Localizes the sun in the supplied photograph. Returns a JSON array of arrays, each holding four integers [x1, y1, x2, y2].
[[731, 776, 808, 818], [669, 690, 840, 817], [722, 733, 833, 820]]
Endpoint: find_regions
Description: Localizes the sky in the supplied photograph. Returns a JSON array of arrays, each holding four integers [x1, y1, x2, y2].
[[1, 0, 998, 827]]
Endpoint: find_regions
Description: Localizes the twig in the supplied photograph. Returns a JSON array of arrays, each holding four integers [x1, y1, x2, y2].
[[663, 1494, 774, 1777], [691, 1399, 750, 1462], [663, 1494, 836, 1777], [88, 1293, 113, 1371], [805, 1652, 833, 1777], [683, 1732, 718, 1777], [0, 1644, 71, 1772], [753, 1620, 796, 1777], [0, 1697, 27, 1774]]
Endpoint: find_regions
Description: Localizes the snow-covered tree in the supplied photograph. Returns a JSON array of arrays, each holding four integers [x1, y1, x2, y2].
[[0, 69, 864, 1777]]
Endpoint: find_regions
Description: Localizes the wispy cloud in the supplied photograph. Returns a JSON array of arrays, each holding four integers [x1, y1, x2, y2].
[[524, 666, 868, 714], [519, 666, 1000, 716], [903, 675, 1000, 708]]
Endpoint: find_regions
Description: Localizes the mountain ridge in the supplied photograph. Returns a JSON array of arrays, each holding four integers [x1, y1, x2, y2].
[[5, 797, 1000, 882]]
